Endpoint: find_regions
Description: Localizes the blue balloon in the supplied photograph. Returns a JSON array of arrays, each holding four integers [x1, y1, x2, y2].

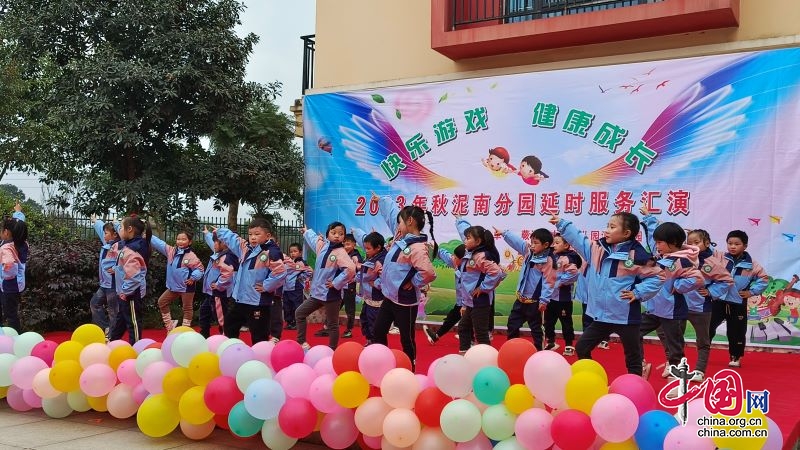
[[634, 410, 679, 450], [472, 366, 510, 405], [228, 400, 264, 437], [244, 378, 285, 420]]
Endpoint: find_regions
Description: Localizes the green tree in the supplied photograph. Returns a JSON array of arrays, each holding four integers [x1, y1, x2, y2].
[[0, 183, 42, 212], [1, 0, 258, 221], [209, 88, 303, 229]]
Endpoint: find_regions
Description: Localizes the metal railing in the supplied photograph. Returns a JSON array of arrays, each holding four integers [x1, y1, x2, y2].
[[452, 0, 664, 28], [301, 34, 315, 94]]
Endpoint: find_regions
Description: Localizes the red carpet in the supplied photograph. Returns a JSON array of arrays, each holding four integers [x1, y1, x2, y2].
[[45, 323, 800, 449]]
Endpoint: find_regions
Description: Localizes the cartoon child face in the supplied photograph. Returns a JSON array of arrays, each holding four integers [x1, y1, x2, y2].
[[486, 154, 506, 171], [747, 295, 763, 308], [784, 295, 800, 309], [519, 160, 536, 179]]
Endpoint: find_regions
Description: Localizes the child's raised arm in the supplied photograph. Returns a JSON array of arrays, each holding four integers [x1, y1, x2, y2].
[[352, 227, 367, 248], [149, 234, 172, 258], [203, 226, 214, 251], [215, 228, 245, 259], [551, 216, 593, 264], [260, 252, 287, 294], [455, 217, 470, 242], [639, 206, 658, 255], [302, 227, 324, 254], [377, 195, 400, 236], [499, 227, 529, 256], [437, 247, 458, 269]]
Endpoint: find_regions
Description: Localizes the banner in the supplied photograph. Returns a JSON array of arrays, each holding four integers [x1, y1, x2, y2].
[[303, 47, 800, 348]]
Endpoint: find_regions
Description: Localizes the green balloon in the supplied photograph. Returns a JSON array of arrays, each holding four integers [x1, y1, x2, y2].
[[228, 400, 264, 437], [482, 404, 516, 441], [473, 366, 510, 405], [42, 393, 73, 418], [494, 436, 526, 450], [440, 399, 482, 443]]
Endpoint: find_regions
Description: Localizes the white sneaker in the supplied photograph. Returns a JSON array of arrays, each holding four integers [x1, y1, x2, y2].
[[389, 326, 400, 335], [662, 367, 671, 378], [240, 326, 249, 332], [690, 371, 705, 383], [544, 342, 560, 351], [171, 320, 179, 330], [301, 342, 311, 351], [597, 341, 610, 350], [563, 346, 575, 356], [269, 337, 279, 344], [728, 357, 741, 367]]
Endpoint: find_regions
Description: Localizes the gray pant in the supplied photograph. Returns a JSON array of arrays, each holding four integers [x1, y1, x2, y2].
[[90, 287, 119, 332], [295, 297, 342, 349], [685, 311, 711, 373], [640, 313, 685, 367]]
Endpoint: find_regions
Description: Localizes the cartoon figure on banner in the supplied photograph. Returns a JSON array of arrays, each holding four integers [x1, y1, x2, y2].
[[317, 137, 333, 154], [502, 248, 523, 272], [746, 275, 800, 342], [783, 290, 800, 324], [481, 147, 516, 177], [517, 155, 549, 185]]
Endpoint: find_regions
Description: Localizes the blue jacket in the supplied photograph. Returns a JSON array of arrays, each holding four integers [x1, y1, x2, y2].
[[557, 219, 665, 325], [114, 236, 148, 299], [456, 246, 504, 308], [352, 228, 387, 304], [721, 251, 769, 304], [217, 228, 286, 306], [150, 235, 205, 293], [284, 257, 311, 292], [551, 250, 581, 302], [684, 247, 734, 313], [201, 231, 239, 298], [0, 212, 27, 294], [502, 231, 556, 305], [304, 229, 356, 302], [93, 219, 120, 289], [438, 248, 466, 307], [644, 246, 703, 320]]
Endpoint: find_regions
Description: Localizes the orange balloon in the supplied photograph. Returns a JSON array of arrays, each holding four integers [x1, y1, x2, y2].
[[497, 338, 536, 385], [146, 342, 162, 350], [392, 349, 412, 372], [332, 341, 363, 375]]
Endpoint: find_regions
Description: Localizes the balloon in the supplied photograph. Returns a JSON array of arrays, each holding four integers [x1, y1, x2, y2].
[[634, 410, 679, 450], [551, 409, 596, 450], [10, 355, 48, 389], [302, 342, 332, 367], [215, 337, 244, 356], [53, 340, 84, 363], [30, 340, 58, 366], [473, 366, 510, 405], [116, 359, 141, 386], [243, 378, 285, 420], [42, 393, 73, 418], [455, 433, 494, 450], [441, 399, 482, 443], [515, 407, 554, 450], [107, 339, 132, 350], [1, 327, 18, 338], [599, 440, 638, 450], [481, 404, 516, 441], [204, 375, 242, 415], [187, 351, 220, 386], [134, 348, 163, 377], [162, 367, 195, 402], [565, 371, 608, 414], [108, 345, 137, 371], [107, 384, 138, 419], [415, 386, 451, 427], [571, 359, 609, 384], [6, 385, 31, 411], [362, 433, 383, 449], [87, 394, 108, 411], [355, 396, 394, 437], [358, 343, 396, 386], [131, 338, 156, 354], [663, 422, 715, 449], [333, 371, 370, 408], [493, 437, 525, 450], [219, 343, 255, 377], [524, 350, 571, 408], [261, 418, 298, 450], [381, 367, 420, 409], [464, 344, 499, 371], [314, 356, 336, 377], [71, 324, 106, 346], [205, 334, 229, 354], [14, 331, 44, 357], [137, 393, 180, 437], [22, 388, 42, 408], [393, 349, 413, 371], [79, 343, 111, 368], [270, 340, 305, 372], [710, 408, 768, 450], [142, 360, 173, 394], [170, 325, 194, 335], [278, 362, 317, 399], [213, 413, 230, 430], [591, 394, 639, 443], [383, 408, 421, 448], [0, 335, 14, 354], [235, 360, 271, 393], [167, 331, 206, 368], [49, 360, 82, 392], [465, 391, 489, 413], [0, 354, 18, 386], [308, 374, 339, 413], [67, 390, 91, 412], [320, 409, 359, 449], [277, 397, 317, 439], [179, 418, 215, 440], [179, 385, 214, 424], [79, 363, 118, 397], [251, 339, 275, 367], [609, 374, 658, 416], [412, 426, 456, 449], [32, 368, 60, 399], [498, 338, 536, 385], [434, 354, 475, 398], [131, 382, 148, 405], [504, 383, 535, 414], [228, 400, 264, 437], [332, 341, 363, 374], [763, 417, 784, 450]]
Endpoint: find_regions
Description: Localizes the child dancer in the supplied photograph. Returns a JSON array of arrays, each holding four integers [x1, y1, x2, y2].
[[297, 222, 356, 350], [89, 216, 120, 337], [151, 231, 205, 331], [372, 194, 437, 371], [198, 227, 239, 338], [352, 229, 388, 345], [544, 234, 581, 355], [108, 216, 151, 344], [424, 244, 466, 344], [709, 230, 768, 367], [341, 233, 363, 338], [550, 213, 664, 375], [282, 243, 311, 331], [0, 203, 27, 332]]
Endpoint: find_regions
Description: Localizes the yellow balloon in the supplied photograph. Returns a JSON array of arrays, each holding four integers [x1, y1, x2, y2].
[[711, 407, 768, 450], [565, 372, 608, 414], [108, 346, 137, 371], [87, 395, 108, 412], [163, 367, 196, 402], [179, 386, 214, 425], [600, 439, 639, 450], [571, 359, 609, 385], [188, 352, 221, 386], [54, 341, 84, 363], [332, 371, 369, 409], [49, 360, 82, 392], [71, 324, 106, 346], [170, 326, 194, 335], [138, 393, 180, 437], [504, 384, 535, 415], [0, 385, 8, 399]]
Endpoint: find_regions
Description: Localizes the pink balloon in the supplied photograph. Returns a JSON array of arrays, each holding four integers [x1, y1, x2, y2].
[[270, 340, 304, 372], [551, 409, 596, 450], [515, 408, 554, 450], [22, 388, 42, 408], [10, 356, 48, 389], [763, 417, 784, 450], [663, 422, 715, 450], [524, 351, 571, 408], [107, 384, 138, 419], [205, 334, 228, 354], [362, 434, 382, 449], [252, 340, 275, 367], [320, 409, 359, 449], [455, 432, 493, 450], [309, 374, 339, 413], [6, 385, 31, 411], [415, 374, 431, 391], [590, 394, 639, 443], [358, 344, 396, 386], [608, 374, 657, 416], [132, 338, 156, 354], [427, 357, 441, 379], [277, 397, 317, 439], [30, 340, 58, 366], [219, 343, 255, 377], [303, 344, 333, 367], [314, 356, 336, 377], [278, 363, 317, 399], [142, 360, 173, 394], [0, 335, 15, 354], [106, 340, 131, 350], [80, 363, 118, 397], [414, 427, 457, 449], [131, 382, 148, 405], [117, 359, 141, 386], [159, 333, 180, 366]]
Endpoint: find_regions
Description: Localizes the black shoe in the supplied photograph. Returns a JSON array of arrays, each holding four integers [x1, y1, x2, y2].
[[314, 329, 329, 337], [544, 342, 560, 351], [423, 325, 439, 345], [342, 329, 353, 338], [285, 324, 297, 330]]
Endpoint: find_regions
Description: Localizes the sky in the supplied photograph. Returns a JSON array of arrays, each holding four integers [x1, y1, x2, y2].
[[5, 0, 316, 219]]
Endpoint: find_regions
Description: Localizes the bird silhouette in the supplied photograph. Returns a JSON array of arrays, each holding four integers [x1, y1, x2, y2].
[[630, 84, 644, 94], [657, 80, 670, 89]]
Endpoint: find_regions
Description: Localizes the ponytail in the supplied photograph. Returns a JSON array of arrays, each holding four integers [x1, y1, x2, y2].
[[144, 220, 152, 266], [425, 210, 438, 258], [483, 229, 500, 263]]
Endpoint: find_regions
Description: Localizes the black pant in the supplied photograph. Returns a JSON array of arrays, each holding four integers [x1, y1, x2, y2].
[[109, 294, 143, 344], [490, 301, 495, 332], [544, 301, 575, 346], [373, 300, 419, 370], [270, 297, 283, 340], [224, 302, 271, 344], [283, 290, 303, 327], [360, 303, 381, 341], [639, 313, 685, 366], [459, 305, 492, 351], [436, 304, 462, 338], [341, 286, 356, 330], [577, 321, 643, 375], [0, 292, 21, 333], [709, 300, 747, 358], [582, 302, 610, 342], [506, 300, 544, 350], [198, 294, 229, 338]]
